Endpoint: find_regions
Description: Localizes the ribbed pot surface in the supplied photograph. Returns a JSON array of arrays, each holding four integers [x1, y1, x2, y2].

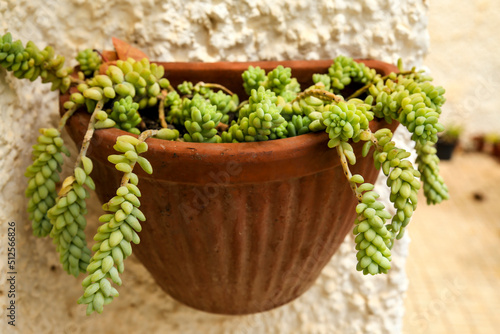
[[61, 59, 398, 314]]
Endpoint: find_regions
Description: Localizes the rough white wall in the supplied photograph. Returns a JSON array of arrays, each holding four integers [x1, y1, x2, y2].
[[426, 0, 500, 138], [0, 1, 429, 333]]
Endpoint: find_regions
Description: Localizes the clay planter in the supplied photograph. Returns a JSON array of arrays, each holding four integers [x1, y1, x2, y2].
[[493, 142, 500, 160], [60, 59, 398, 315], [472, 136, 485, 152], [436, 139, 457, 160]]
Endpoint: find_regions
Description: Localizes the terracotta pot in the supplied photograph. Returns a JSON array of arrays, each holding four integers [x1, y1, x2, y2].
[[60, 59, 398, 315], [493, 142, 500, 160], [472, 135, 485, 152]]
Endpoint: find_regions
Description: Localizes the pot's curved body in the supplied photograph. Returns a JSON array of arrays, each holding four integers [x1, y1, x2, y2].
[[60, 60, 398, 315]]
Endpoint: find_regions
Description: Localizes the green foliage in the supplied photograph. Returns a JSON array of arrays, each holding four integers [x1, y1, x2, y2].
[[25, 128, 70, 237], [328, 55, 376, 94], [353, 185, 393, 275], [286, 115, 311, 137], [76, 49, 102, 77], [183, 95, 223, 143], [155, 128, 179, 141], [241, 65, 300, 101], [208, 90, 239, 124], [177, 81, 212, 97], [322, 100, 373, 149], [0, 32, 73, 92], [68, 57, 166, 113], [266, 65, 292, 96], [47, 157, 94, 277], [367, 129, 421, 240], [109, 96, 142, 134], [164, 90, 185, 126], [78, 135, 151, 315], [364, 68, 448, 204], [222, 87, 285, 142], [415, 142, 449, 205], [312, 73, 331, 91], [93, 110, 115, 130], [369, 74, 446, 145], [177, 80, 194, 95], [242, 66, 266, 95]]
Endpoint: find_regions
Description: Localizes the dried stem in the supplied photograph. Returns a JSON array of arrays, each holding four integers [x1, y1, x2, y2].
[[70, 76, 86, 85], [74, 99, 104, 169], [196, 82, 235, 96], [292, 89, 342, 104], [166, 84, 174, 93], [93, 49, 107, 62], [365, 128, 379, 147], [236, 100, 248, 112], [336, 144, 363, 202], [158, 90, 169, 128], [58, 105, 78, 132], [347, 70, 417, 100]]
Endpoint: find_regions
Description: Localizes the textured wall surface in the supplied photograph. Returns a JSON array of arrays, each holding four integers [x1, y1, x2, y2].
[[425, 0, 500, 137], [0, 1, 429, 333]]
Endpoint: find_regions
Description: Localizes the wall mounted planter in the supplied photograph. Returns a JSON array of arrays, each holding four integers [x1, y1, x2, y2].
[[60, 59, 398, 315]]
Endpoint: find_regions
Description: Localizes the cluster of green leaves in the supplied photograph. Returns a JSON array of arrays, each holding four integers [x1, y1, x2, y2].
[[312, 55, 376, 95], [365, 69, 448, 205], [47, 157, 95, 277], [242, 65, 300, 101], [0, 32, 73, 92], [183, 95, 223, 143], [78, 135, 152, 314], [76, 49, 102, 77], [415, 142, 449, 204], [66, 57, 170, 114], [222, 86, 286, 142], [109, 96, 142, 134], [352, 179, 393, 275], [25, 128, 70, 237], [162, 83, 239, 141]]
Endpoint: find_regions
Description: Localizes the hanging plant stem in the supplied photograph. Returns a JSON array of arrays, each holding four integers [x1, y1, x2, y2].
[[78, 130, 158, 315], [337, 144, 363, 202], [120, 129, 158, 186], [196, 82, 235, 96], [347, 70, 417, 100], [58, 105, 78, 132], [158, 90, 169, 129], [74, 99, 105, 168], [292, 89, 342, 103]]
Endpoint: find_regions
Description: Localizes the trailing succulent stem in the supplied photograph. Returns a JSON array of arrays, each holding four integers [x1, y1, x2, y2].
[[47, 100, 113, 277], [415, 142, 449, 204], [78, 132, 156, 315], [25, 128, 71, 237], [4, 33, 450, 314], [47, 158, 94, 277], [0, 32, 73, 92]]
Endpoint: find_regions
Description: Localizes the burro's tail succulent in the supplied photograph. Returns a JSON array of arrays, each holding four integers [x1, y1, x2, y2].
[[0, 33, 448, 314]]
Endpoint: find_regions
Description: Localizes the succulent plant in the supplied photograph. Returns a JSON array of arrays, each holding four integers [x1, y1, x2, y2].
[[0, 33, 448, 315]]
